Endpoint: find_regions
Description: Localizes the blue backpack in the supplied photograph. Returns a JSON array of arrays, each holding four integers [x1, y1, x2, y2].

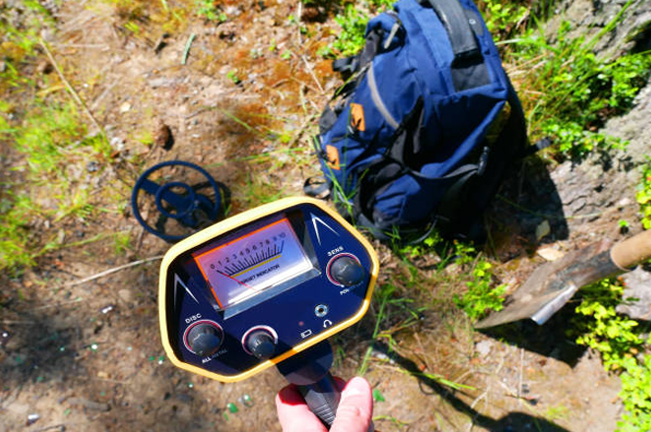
[[308, 0, 539, 242]]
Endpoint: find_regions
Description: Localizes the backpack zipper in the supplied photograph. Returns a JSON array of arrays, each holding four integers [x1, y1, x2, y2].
[[367, 63, 400, 129], [366, 11, 402, 130]]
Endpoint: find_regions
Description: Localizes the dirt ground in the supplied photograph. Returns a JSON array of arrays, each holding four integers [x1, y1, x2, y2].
[[1, 0, 645, 431]]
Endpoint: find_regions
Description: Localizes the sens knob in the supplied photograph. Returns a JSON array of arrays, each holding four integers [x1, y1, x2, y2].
[[186, 322, 222, 357], [329, 255, 364, 287], [245, 330, 277, 360]]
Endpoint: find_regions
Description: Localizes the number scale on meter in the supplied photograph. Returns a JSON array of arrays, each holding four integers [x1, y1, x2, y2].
[[214, 235, 286, 279], [193, 218, 313, 309]]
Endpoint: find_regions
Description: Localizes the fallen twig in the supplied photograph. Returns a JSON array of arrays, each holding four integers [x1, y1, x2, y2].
[[300, 54, 324, 94], [39, 39, 106, 140], [58, 255, 164, 289], [182, 33, 196, 65], [32, 425, 67, 432]]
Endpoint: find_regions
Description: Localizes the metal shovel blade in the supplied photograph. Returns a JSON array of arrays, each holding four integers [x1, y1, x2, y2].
[[475, 241, 619, 329], [476, 229, 651, 328]]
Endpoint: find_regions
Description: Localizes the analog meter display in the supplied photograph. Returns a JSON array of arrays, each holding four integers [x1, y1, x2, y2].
[[193, 218, 314, 309]]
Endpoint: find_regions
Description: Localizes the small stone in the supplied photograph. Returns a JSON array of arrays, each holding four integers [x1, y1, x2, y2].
[[537, 247, 565, 262], [110, 137, 125, 151], [154, 120, 174, 150], [617, 198, 632, 208], [56, 228, 66, 244], [119, 102, 131, 113], [86, 161, 100, 173], [475, 340, 493, 358], [26, 413, 40, 426], [37, 60, 53, 74], [0, 329, 11, 347], [118, 289, 133, 303]]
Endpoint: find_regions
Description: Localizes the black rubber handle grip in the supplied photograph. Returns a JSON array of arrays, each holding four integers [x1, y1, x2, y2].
[[298, 372, 341, 428]]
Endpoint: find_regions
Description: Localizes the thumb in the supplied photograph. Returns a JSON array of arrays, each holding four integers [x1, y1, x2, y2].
[[331, 377, 373, 432]]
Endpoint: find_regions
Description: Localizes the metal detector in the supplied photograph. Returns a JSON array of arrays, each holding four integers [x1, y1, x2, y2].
[[158, 197, 379, 428]]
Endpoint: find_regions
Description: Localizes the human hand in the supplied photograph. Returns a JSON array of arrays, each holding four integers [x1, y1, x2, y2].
[[275, 376, 373, 432]]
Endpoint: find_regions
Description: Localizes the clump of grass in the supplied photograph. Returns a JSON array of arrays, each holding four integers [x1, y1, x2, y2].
[[0, 192, 39, 272], [0, 6, 115, 275], [11, 101, 109, 174], [509, 14, 651, 160]]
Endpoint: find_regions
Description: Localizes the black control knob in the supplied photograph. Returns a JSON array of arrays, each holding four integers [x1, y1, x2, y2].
[[329, 255, 365, 286], [245, 330, 276, 360], [186, 323, 222, 357]]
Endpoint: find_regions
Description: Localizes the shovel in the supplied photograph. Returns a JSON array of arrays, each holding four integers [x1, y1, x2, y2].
[[475, 229, 651, 329]]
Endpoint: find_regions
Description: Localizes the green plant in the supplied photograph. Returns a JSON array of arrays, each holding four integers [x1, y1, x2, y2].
[[510, 15, 651, 160], [281, 50, 292, 60], [195, 0, 227, 22], [453, 260, 506, 320], [569, 278, 651, 430], [332, 4, 369, 57], [618, 355, 651, 432], [636, 159, 651, 230], [226, 69, 241, 85], [571, 279, 642, 369], [619, 219, 631, 234], [0, 192, 39, 272], [329, 0, 394, 57], [479, 0, 528, 35]]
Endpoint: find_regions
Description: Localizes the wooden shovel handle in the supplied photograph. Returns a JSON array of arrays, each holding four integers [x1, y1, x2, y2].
[[611, 229, 651, 270]]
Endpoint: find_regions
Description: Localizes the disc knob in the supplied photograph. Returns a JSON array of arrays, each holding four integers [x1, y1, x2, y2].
[[185, 322, 222, 357], [328, 255, 365, 287]]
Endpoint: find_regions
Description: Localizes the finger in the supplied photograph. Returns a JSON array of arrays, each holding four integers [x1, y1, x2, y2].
[[275, 384, 328, 432], [331, 377, 373, 432]]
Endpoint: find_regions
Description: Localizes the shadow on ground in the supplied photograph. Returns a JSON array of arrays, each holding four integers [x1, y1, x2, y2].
[[488, 156, 569, 258], [373, 341, 571, 432]]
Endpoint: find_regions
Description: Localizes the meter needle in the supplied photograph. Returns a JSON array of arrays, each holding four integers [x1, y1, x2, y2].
[[216, 270, 252, 289]]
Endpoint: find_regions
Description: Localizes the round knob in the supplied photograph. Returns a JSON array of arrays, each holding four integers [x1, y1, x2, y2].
[[186, 323, 222, 357], [329, 255, 365, 286], [245, 330, 276, 360]]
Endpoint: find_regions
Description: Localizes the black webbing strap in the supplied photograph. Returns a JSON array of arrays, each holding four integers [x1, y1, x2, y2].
[[420, 0, 489, 91], [332, 56, 360, 76], [425, 0, 480, 62]]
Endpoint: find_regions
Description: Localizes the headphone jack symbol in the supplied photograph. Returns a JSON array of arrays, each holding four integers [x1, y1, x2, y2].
[[323, 320, 333, 328]]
